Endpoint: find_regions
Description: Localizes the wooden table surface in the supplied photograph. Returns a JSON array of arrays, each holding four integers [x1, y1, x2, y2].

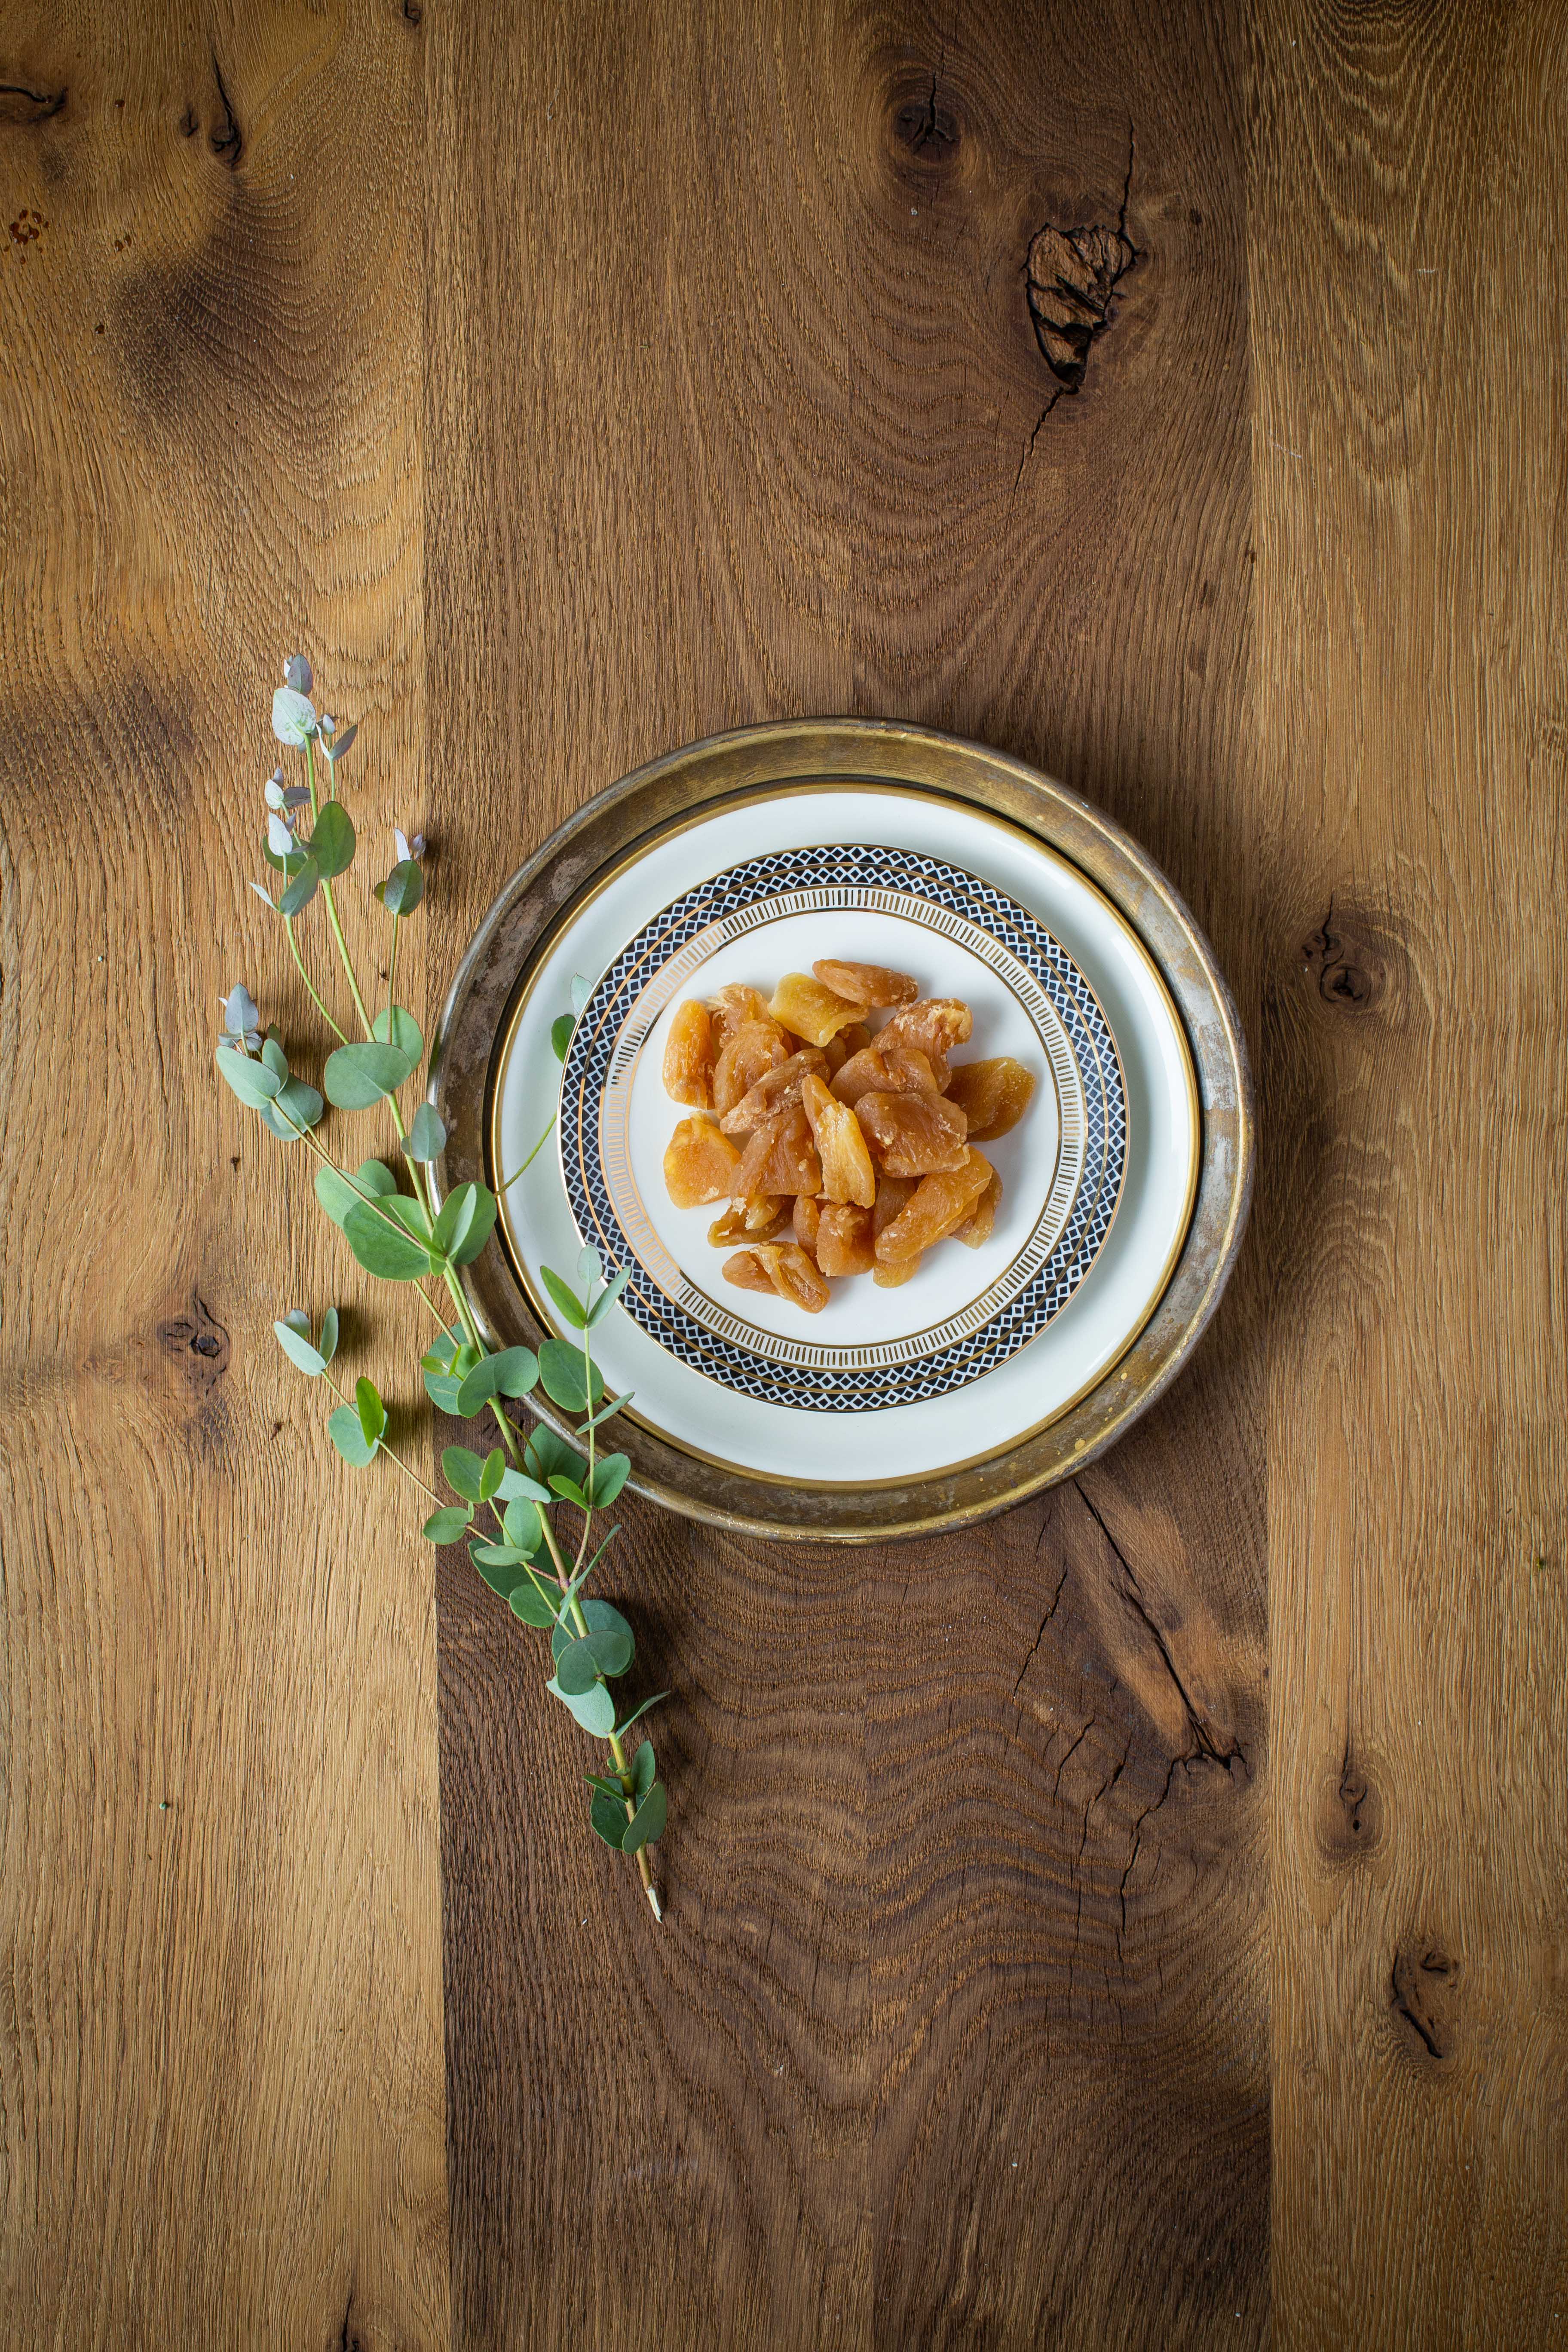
[[3, 5, 1565, 2347]]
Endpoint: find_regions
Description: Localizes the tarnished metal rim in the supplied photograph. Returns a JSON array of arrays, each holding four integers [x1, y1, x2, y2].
[[430, 720, 1254, 1544]]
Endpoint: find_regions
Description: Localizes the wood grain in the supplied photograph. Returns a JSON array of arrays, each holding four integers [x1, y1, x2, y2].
[[425, 3, 1266, 2346], [6, 1, 1565, 2345], [0, 8, 447, 2348], [1254, 4, 1568, 2344]]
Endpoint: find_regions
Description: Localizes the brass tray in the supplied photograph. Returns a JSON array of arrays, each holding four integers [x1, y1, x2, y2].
[[430, 720, 1253, 1543]]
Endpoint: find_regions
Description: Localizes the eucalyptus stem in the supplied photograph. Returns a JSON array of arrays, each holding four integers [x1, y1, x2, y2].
[[227, 658, 669, 1919]]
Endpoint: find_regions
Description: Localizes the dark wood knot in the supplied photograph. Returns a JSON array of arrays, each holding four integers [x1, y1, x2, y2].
[[158, 1292, 230, 1390], [1301, 903, 1388, 1015], [1391, 1942, 1460, 2061], [890, 76, 959, 159], [1026, 221, 1136, 394], [1318, 1745, 1383, 1863]]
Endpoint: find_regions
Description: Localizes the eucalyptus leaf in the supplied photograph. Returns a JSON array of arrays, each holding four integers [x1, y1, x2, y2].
[[539, 1267, 588, 1330], [442, 1446, 485, 1502], [279, 855, 320, 916], [446, 1185, 497, 1268], [376, 858, 425, 915], [502, 1497, 540, 1553], [550, 1014, 575, 1062], [309, 799, 355, 879], [590, 1792, 628, 1850], [555, 1639, 603, 1697], [525, 1427, 586, 1488], [472, 1541, 528, 1568], [589, 1454, 631, 1509], [576, 1244, 603, 1286], [454, 1345, 539, 1418], [621, 1779, 666, 1854], [328, 1403, 378, 1467], [315, 1156, 396, 1228], [547, 1676, 617, 1738], [317, 1308, 340, 1366], [478, 1448, 505, 1502], [570, 974, 592, 1016], [508, 1577, 558, 1628], [496, 1469, 553, 1504], [355, 1375, 386, 1448], [585, 1771, 631, 1803], [468, 1540, 527, 1598], [322, 719, 357, 762], [614, 1691, 669, 1739], [273, 1319, 326, 1376], [538, 1338, 604, 1413], [422, 1505, 472, 1544], [343, 1197, 432, 1281], [576, 1389, 634, 1435], [261, 1035, 289, 1081], [632, 1739, 656, 1800], [580, 1603, 634, 1677], [429, 1183, 479, 1260], [266, 1076, 324, 1136], [214, 1044, 284, 1109], [405, 1103, 446, 1163], [586, 1268, 631, 1327], [323, 1040, 413, 1111], [372, 1004, 424, 1063], [548, 1474, 589, 1509]]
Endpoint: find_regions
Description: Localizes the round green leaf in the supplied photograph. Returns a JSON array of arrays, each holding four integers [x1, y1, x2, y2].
[[430, 1182, 479, 1259], [317, 1308, 340, 1367], [328, 1403, 378, 1467], [215, 1044, 283, 1109], [551, 1014, 576, 1062], [372, 1004, 424, 1062], [478, 1448, 505, 1502], [539, 1268, 588, 1330], [621, 1779, 666, 1854], [586, 1267, 631, 1327], [525, 1427, 586, 1488], [343, 1197, 432, 1281], [538, 1338, 604, 1413], [273, 1319, 326, 1376], [508, 1578, 558, 1628], [423, 1505, 472, 1544], [589, 1453, 631, 1509], [315, 1156, 396, 1228], [632, 1738, 656, 1800], [405, 1102, 446, 1163], [376, 858, 425, 915], [455, 1345, 539, 1418], [442, 1446, 485, 1502], [308, 799, 355, 879], [323, 1040, 414, 1111], [270, 1076, 325, 1135], [447, 1185, 498, 1268], [548, 1677, 617, 1738], [497, 1468, 552, 1504], [555, 1638, 602, 1697], [502, 1496, 540, 1553], [261, 1035, 289, 1081]]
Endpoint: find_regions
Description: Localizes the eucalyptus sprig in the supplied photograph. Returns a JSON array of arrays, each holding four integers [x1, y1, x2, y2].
[[217, 656, 667, 1917]]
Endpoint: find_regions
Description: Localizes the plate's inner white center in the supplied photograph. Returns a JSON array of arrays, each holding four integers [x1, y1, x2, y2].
[[626, 910, 1061, 1344]]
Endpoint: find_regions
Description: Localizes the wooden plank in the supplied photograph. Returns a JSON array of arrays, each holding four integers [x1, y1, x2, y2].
[[1254, 6, 1568, 2343], [424, 4, 1265, 2345], [0, 8, 447, 2346]]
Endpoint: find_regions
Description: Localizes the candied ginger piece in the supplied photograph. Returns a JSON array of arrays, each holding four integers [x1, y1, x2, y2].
[[724, 1242, 829, 1313], [953, 1164, 1003, 1249], [708, 1195, 788, 1246], [723, 1249, 778, 1296], [800, 1072, 876, 1207], [707, 984, 772, 1050], [855, 1087, 969, 1176], [872, 1253, 920, 1288], [664, 1116, 741, 1208], [712, 1019, 789, 1117], [730, 1103, 823, 1200], [812, 958, 919, 1008], [830, 1040, 940, 1106], [717, 1046, 828, 1134], [875, 1152, 992, 1261], [879, 997, 974, 1067], [817, 1202, 875, 1277], [943, 1056, 1037, 1141], [662, 999, 714, 1108], [768, 971, 867, 1048], [793, 1195, 821, 1255]]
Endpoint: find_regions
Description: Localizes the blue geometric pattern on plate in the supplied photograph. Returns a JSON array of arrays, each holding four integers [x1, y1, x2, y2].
[[560, 844, 1126, 1410]]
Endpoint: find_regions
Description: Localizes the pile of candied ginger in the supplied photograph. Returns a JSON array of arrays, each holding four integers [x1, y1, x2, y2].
[[661, 957, 1035, 1312]]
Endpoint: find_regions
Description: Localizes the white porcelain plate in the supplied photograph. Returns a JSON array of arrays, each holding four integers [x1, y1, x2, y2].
[[491, 786, 1199, 1488]]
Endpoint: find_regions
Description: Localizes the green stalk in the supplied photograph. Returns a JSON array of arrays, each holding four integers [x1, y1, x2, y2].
[[285, 914, 348, 1043]]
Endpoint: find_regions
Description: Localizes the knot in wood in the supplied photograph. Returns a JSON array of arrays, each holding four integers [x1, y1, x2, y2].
[[1026, 222, 1136, 392], [1391, 1941, 1460, 2061], [1300, 903, 1389, 1016], [158, 1292, 231, 1390]]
